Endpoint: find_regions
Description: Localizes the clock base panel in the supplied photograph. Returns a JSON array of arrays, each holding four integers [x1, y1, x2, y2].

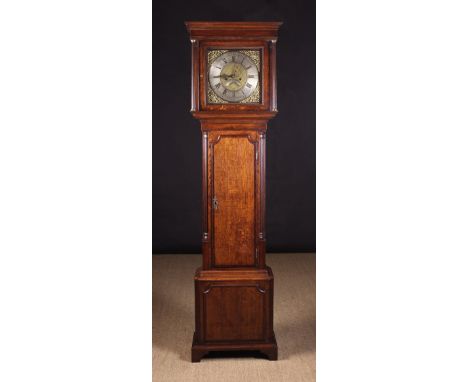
[[192, 267, 277, 362]]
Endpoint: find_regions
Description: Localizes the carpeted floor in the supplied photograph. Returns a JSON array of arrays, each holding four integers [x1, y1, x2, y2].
[[152, 253, 316, 382]]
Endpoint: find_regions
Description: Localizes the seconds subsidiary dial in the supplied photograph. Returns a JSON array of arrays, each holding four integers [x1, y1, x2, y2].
[[208, 51, 259, 103]]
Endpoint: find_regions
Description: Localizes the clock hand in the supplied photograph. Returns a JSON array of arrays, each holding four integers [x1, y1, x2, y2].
[[213, 73, 236, 79]]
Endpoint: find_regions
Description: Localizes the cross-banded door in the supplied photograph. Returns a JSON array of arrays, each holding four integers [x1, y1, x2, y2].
[[209, 131, 258, 267]]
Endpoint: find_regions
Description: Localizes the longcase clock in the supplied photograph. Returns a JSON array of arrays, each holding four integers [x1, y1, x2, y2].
[[186, 21, 282, 362]]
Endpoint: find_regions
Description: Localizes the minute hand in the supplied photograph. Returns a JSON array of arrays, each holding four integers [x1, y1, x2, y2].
[[212, 73, 235, 79]]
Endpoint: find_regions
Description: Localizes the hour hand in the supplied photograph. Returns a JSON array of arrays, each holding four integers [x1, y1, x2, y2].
[[213, 74, 234, 80]]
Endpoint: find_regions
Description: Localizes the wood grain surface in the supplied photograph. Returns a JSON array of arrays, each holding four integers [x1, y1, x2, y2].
[[213, 134, 255, 266], [204, 285, 265, 341]]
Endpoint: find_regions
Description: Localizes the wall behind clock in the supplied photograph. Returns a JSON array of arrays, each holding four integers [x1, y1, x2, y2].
[[153, 0, 315, 253]]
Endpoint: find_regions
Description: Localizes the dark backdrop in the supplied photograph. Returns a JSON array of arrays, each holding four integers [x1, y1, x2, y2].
[[153, 0, 315, 253]]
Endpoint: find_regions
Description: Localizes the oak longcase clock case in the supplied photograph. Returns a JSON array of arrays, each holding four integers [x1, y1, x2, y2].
[[186, 21, 281, 362]]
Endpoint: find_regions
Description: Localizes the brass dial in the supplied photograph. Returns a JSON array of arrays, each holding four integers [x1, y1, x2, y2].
[[208, 51, 259, 103]]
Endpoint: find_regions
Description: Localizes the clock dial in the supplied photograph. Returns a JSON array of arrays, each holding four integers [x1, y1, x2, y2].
[[208, 51, 259, 103]]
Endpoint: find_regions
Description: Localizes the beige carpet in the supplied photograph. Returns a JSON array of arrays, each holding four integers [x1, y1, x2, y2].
[[153, 253, 316, 382]]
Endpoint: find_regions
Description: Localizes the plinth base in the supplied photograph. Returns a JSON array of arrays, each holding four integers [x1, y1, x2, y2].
[[191, 332, 278, 362]]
